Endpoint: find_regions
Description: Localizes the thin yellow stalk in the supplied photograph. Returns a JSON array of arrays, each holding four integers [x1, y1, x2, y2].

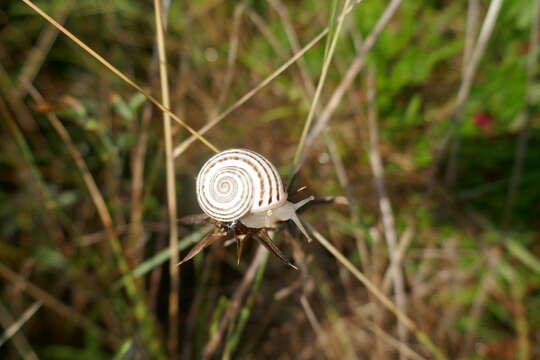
[[153, 0, 179, 357], [19, 0, 219, 154]]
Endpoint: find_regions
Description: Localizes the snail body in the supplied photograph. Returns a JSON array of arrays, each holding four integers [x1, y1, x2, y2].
[[196, 149, 312, 240]]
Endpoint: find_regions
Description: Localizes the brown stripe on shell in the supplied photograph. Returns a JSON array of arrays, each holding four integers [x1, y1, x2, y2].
[[237, 149, 278, 207], [244, 148, 282, 205], [228, 150, 270, 207]]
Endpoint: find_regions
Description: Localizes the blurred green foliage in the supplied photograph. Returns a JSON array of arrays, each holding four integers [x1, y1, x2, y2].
[[1, 0, 540, 359]]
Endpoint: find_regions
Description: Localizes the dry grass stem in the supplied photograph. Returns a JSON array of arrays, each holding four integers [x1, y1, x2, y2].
[[0, 301, 42, 348], [382, 222, 414, 292], [457, 258, 497, 359], [153, 0, 179, 357], [444, 0, 503, 186], [127, 103, 151, 264], [0, 302, 39, 360], [463, 0, 480, 72], [365, 68, 408, 359], [268, 0, 316, 96], [455, 0, 503, 110], [324, 131, 372, 276], [248, 10, 288, 58], [300, 295, 334, 359], [354, 320, 427, 360], [216, 4, 245, 110]]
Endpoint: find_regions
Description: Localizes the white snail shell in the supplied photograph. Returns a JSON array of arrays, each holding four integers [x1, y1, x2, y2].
[[196, 149, 313, 240], [196, 148, 286, 222]]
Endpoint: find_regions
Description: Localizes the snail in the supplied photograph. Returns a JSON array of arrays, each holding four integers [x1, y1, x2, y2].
[[196, 148, 313, 238], [179, 149, 314, 268]]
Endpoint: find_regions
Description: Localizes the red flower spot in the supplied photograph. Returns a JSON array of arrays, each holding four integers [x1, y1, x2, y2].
[[517, 42, 529, 56], [473, 112, 493, 131]]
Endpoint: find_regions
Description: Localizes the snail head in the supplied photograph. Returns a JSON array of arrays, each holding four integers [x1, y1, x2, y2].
[[239, 195, 314, 242]]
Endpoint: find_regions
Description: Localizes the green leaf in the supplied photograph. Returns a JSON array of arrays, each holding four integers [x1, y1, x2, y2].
[[506, 239, 540, 275]]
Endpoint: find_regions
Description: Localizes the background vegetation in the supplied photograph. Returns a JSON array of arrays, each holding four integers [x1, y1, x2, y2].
[[1, 0, 539, 359]]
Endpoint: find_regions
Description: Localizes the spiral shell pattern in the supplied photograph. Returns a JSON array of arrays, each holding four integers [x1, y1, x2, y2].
[[196, 149, 286, 222]]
